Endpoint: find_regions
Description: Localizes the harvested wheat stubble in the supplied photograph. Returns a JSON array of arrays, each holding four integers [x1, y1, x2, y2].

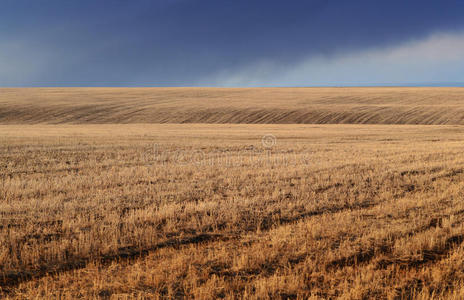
[[1, 124, 464, 298], [2, 87, 464, 124]]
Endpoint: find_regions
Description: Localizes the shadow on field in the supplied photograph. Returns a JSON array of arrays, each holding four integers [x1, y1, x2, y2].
[[0, 233, 230, 292]]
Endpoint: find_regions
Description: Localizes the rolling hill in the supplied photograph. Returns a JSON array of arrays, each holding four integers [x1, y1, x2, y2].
[[1, 87, 464, 124]]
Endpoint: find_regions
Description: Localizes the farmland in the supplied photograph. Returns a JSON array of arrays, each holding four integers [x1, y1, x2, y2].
[[1, 88, 464, 299], [2, 87, 464, 125]]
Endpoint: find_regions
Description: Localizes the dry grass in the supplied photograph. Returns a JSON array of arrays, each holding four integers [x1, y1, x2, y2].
[[2, 123, 464, 299], [2, 87, 464, 124]]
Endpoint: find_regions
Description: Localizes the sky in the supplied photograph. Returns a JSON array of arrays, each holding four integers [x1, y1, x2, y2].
[[1, 0, 464, 87]]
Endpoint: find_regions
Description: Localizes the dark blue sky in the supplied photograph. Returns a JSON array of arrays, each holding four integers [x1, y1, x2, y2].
[[1, 0, 464, 86]]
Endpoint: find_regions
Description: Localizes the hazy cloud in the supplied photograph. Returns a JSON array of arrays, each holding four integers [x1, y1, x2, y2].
[[211, 31, 464, 86]]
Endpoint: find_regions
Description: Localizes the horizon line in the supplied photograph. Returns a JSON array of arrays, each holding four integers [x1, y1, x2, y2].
[[1, 84, 464, 88]]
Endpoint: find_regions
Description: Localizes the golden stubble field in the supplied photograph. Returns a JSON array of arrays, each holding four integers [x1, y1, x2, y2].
[[1, 123, 464, 299], [2, 87, 464, 124]]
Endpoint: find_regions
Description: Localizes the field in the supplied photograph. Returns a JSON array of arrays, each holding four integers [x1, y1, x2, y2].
[[2, 87, 464, 125], [1, 88, 464, 299]]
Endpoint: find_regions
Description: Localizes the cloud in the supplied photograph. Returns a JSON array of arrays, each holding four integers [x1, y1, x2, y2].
[[2, 1, 464, 86], [210, 31, 464, 87], [0, 39, 47, 85]]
